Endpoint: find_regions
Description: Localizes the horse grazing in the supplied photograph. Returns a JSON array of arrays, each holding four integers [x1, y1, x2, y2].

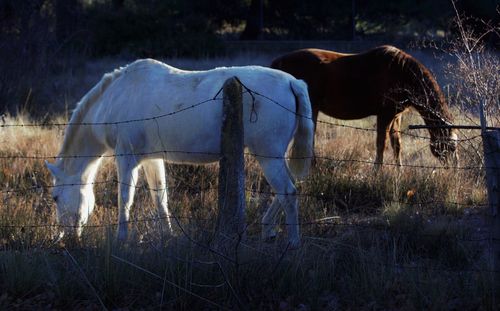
[[271, 45, 458, 165], [46, 59, 314, 248]]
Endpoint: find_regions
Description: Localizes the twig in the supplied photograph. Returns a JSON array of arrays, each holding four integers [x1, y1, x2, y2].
[[216, 261, 245, 310], [111, 254, 227, 310], [64, 247, 108, 310]]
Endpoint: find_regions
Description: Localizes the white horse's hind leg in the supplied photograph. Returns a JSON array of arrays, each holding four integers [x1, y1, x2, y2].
[[258, 158, 300, 248], [262, 195, 281, 239], [142, 159, 172, 235], [116, 156, 140, 241]]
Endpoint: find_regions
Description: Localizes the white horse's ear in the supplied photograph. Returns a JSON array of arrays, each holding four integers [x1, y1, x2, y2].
[[45, 161, 62, 177]]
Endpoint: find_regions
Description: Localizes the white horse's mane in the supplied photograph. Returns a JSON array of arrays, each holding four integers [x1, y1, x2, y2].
[[59, 68, 123, 158]]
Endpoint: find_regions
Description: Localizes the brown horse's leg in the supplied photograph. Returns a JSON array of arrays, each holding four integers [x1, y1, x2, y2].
[[389, 114, 402, 166], [312, 107, 320, 130], [375, 114, 392, 166]]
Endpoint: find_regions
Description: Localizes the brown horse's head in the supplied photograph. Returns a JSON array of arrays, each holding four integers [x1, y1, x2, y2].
[[389, 47, 459, 165], [422, 91, 459, 165], [429, 128, 459, 164], [409, 88, 458, 164]]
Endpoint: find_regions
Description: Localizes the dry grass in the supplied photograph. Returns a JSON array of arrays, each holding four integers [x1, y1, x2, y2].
[[0, 100, 494, 309]]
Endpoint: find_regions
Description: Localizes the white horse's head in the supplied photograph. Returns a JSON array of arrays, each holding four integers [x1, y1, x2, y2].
[[46, 161, 96, 239]]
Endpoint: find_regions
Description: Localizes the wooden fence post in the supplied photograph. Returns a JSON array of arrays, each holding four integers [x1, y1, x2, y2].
[[482, 130, 500, 285], [480, 100, 500, 296], [216, 77, 246, 254]]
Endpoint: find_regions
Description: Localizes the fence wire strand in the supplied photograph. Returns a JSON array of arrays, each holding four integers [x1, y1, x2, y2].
[[0, 80, 496, 282]]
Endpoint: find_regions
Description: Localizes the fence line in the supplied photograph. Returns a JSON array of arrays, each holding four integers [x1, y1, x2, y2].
[[0, 79, 495, 291], [0, 154, 488, 220], [0, 94, 224, 128], [0, 213, 494, 243], [0, 150, 488, 171], [2, 115, 481, 143], [0, 175, 487, 211], [0, 83, 481, 143]]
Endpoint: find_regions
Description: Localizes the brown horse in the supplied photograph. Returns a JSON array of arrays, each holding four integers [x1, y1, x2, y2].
[[271, 45, 458, 165]]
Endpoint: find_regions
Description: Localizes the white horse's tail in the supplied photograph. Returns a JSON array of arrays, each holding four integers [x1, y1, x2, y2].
[[288, 79, 315, 180]]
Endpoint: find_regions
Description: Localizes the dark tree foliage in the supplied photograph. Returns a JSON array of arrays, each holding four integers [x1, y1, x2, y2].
[[86, 0, 228, 57], [240, 0, 263, 40], [264, 0, 353, 39], [0, 0, 58, 114], [55, 0, 80, 43], [0, 0, 496, 114]]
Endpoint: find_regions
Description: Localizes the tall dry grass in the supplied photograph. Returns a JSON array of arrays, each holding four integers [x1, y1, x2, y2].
[[0, 100, 494, 309]]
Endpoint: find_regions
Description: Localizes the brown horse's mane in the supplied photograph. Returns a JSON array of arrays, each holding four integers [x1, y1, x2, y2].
[[373, 45, 453, 124]]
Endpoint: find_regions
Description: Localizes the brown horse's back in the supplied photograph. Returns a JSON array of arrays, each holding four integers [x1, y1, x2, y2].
[[271, 49, 335, 110], [271, 46, 413, 120]]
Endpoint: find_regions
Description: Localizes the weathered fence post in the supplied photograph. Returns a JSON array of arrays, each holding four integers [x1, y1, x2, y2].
[[484, 131, 500, 290], [480, 100, 500, 295], [216, 77, 246, 254], [483, 131, 500, 250]]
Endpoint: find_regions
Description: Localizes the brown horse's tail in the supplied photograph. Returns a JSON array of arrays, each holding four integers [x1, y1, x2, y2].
[[288, 79, 315, 181]]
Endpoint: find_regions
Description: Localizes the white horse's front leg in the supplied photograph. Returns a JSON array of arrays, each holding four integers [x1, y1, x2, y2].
[[116, 156, 139, 241], [143, 159, 172, 235]]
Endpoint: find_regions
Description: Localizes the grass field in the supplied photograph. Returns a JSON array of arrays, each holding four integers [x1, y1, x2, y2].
[[0, 50, 498, 309]]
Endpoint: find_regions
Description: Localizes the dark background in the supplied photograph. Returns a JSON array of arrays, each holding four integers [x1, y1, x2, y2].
[[0, 0, 498, 114]]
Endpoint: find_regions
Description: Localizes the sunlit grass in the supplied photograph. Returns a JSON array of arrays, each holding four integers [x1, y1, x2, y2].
[[0, 102, 493, 309]]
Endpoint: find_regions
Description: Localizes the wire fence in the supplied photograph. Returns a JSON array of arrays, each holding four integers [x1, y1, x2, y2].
[[0, 102, 484, 144], [0, 80, 496, 282], [0, 177, 487, 207]]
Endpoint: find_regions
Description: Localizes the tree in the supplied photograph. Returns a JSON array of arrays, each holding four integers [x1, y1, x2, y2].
[[55, 0, 80, 44], [240, 0, 263, 40]]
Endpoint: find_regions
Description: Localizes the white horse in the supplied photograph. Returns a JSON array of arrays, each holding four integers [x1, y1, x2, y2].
[[45, 59, 314, 248]]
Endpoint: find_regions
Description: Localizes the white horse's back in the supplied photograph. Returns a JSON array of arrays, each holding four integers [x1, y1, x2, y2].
[[83, 59, 302, 164]]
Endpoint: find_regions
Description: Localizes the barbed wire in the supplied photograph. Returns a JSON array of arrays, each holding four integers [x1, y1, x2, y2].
[[0, 212, 494, 243], [0, 171, 490, 239], [0, 82, 482, 145], [0, 90, 224, 128], [316, 120, 484, 142], [0, 79, 497, 283], [0, 176, 489, 212], [1, 193, 495, 276], [2, 115, 481, 143], [0, 149, 488, 171]]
